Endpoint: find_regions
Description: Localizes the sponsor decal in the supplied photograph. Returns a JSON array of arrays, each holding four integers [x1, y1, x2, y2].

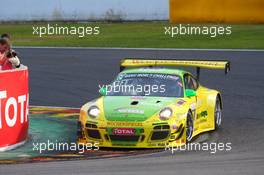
[[121, 73, 179, 81], [107, 121, 143, 127], [128, 60, 227, 68], [112, 128, 135, 135], [0, 68, 29, 149], [115, 108, 144, 114], [0, 91, 28, 129], [197, 111, 208, 119]]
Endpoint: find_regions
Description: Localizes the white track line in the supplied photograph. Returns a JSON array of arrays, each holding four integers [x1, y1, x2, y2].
[[14, 46, 264, 52]]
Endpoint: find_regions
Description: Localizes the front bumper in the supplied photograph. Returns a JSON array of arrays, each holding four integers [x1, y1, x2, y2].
[[77, 120, 186, 148]]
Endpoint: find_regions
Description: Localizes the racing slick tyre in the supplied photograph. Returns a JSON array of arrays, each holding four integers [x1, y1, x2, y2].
[[186, 111, 194, 142], [214, 97, 222, 129]]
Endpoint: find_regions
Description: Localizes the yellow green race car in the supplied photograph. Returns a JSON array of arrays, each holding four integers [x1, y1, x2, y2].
[[77, 59, 230, 148]]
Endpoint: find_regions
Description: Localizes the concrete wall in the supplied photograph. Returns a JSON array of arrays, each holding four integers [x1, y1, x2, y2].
[[0, 0, 168, 21]]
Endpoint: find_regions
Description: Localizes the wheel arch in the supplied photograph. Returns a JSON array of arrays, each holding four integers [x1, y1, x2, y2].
[[205, 90, 222, 131], [217, 93, 223, 109]]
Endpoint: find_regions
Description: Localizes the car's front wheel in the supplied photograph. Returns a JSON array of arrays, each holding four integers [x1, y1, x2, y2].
[[186, 111, 194, 142], [214, 97, 222, 129]]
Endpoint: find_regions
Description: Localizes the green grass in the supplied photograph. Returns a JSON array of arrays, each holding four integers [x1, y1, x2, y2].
[[0, 22, 263, 49]]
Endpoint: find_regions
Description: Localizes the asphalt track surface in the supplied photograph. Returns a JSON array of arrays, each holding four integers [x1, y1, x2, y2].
[[1, 48, 264, 175]]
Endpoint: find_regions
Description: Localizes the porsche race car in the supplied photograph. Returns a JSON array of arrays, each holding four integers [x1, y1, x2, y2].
[[77, 58, 230, 148]]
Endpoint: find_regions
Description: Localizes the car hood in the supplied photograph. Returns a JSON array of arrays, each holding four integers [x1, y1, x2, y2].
[[103, 96, 176, 122]]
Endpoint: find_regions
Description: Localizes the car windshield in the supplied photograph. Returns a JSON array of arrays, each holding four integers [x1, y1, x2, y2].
[[106, 73, 183, 97]]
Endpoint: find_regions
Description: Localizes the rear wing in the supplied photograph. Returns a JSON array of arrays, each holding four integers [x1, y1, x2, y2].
[[120, 58, 230, 79]]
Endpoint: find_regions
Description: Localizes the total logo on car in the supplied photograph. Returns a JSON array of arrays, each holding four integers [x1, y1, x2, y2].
[[112, 128, 135, 135]]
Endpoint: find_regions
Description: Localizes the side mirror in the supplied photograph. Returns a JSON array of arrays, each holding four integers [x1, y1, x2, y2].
[[99, 86, 107, 96], [185, 89, 196, 97]]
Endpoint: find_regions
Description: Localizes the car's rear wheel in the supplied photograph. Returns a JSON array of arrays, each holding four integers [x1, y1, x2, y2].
[[215, 97, 222, 129], [186, 111, 194, 142]]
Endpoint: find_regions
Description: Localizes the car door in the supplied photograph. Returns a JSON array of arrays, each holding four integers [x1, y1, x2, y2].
[[184, 73, 207, 129], [188, 75, 209, 129], [183, 74, 197, 119]]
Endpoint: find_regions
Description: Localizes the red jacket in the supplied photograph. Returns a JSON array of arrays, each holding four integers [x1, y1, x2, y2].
[[0, 52, 12, 70]]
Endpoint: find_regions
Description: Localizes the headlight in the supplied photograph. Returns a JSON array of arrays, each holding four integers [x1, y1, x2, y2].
[[159, 107, 173, 120], [88, 106, 100, 118]]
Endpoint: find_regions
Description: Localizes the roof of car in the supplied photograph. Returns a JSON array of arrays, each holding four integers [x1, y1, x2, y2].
[[121, 67, 188, 76]]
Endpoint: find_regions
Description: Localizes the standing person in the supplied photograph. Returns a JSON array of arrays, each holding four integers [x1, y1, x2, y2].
[[1, 33, 11, 44], [0, 35, 20, 70]]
